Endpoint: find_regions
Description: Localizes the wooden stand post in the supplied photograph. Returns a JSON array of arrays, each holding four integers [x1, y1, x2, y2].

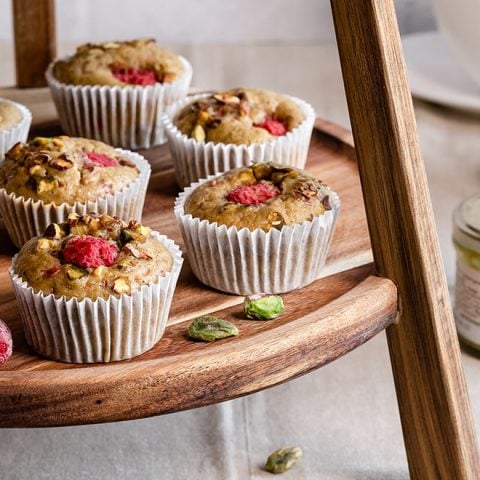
[[12, 0, 56, 87], [330, 1, 480, 478]]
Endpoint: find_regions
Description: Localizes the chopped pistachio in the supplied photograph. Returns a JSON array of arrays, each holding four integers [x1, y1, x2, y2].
[[36, 176, 58, 193], [244, 293, 284, 320], [66, 265, 88, 280], [92, 266, 106, 277], [191, 124, 206, 142], [32, 137, 52, 147], [213, 93, 240, 104], [36, 238, 54, 251], [29, 165, 47, 177], [50, 156, 74, 171], [197, 110, 210, 125], [187, 316, 239, 342], [265, 447, 302, 474], [43, 223, 66, 240], [113, 277, 131, 295]]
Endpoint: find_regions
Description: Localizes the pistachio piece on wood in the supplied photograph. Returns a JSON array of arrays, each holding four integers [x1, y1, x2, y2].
[[244, 294, 284, 320], [191, 124, 206, 142], [113, 277, 131, 295], [187, 316, 239, 342], [265, 447, 303, 474], [66, 265, 88, 280]]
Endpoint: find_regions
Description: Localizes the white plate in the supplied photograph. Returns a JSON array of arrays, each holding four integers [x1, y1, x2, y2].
[[403, 31, 480, 113]]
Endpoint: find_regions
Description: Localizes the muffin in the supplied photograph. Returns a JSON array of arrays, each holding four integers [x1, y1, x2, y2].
[[46, 38, 193, 148], [9, 213, 183, 363], [175, 162, 339, 295], [0, 135, 150, 247], [0, 98, 31, 161], [163, 88, 315, 188]]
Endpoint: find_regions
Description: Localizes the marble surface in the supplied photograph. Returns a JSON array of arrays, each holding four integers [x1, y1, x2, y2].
[[1, 41, 480, 479]]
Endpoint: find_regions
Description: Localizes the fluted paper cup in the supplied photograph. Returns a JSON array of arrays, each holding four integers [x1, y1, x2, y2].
[[9, 232, 183, 363], [0, 99, 31, 161], [0, 149, 151, 248], [163, 93, 316, 188], [174, 175, 340, 295], [46, 56, 193, 149]]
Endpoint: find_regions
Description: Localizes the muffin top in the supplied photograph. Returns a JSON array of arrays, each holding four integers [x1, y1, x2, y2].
[[0, 136, 139, 205], [174, 88, 305, 145], [14, 213, 173, 301], [0, 100, 22, 130], [53, 38, 184, 86], [184, 162, 333, 232]]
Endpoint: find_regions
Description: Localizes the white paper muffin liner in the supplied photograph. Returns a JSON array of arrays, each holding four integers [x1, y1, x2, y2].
[[0, 98, 31, 161], [174, 175, 340, 295], [0, 149, 151, 248], [45, 56, 193, 149], [162, 93, 316, 188], [9, 232, 183, 363]]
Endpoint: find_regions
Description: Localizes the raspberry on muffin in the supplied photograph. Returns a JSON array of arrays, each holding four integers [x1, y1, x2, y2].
[[174, 88, 305, 145], [14, 213, 174, 301], [0, 136, 139, 205], [184, 162, 332, 232], [53, 38, 184, 87]]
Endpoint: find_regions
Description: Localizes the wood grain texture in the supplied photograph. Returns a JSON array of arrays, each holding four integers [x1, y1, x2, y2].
[[331, 1, 480, 478], [0, 121, 397, 427], [12, 0, 56, 88]]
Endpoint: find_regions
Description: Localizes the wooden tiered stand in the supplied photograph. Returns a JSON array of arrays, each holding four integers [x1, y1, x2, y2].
[[2, 0, 479, 478]]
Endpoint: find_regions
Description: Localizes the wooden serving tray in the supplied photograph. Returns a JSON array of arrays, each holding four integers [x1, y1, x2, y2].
[[0, 119, 397, 427]]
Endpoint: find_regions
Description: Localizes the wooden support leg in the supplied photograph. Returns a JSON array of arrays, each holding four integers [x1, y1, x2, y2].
[[12, 0, 56, 87], [330, 0, 480, 478]]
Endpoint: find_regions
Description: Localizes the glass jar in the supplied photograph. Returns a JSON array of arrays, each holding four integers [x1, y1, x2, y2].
[[453, 193, 480, 350]]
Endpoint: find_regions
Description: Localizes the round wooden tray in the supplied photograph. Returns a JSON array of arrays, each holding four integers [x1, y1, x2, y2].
[[0, 119, 397, 427]]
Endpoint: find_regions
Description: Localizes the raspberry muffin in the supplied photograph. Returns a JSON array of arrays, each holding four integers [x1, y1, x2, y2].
[[9, 213, 183, 363], [0, 135, 150, 247], [163, 88, 315, 188], [175, 162, 339, 295], [46, 38, 192, 148], [0, 98, 31, 161]]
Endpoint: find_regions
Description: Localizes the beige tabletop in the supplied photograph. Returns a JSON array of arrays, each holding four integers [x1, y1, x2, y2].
[[1, 42, 480, 480]]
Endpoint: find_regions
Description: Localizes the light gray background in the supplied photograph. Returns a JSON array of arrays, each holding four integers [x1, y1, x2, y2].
[[3, 2, 478, 480]]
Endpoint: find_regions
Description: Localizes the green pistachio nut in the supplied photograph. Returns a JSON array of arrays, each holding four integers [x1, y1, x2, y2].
[[187, 316, 239, 342], [265, 447, 303, 474], [243, 293, 284, 320]]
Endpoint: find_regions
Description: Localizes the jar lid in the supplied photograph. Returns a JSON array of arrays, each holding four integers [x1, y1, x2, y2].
[[453, 193, 480, 252]]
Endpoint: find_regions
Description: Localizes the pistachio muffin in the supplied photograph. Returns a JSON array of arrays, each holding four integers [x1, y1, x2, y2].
[[0, 98, 31, 161], [0, 100, 22, 130], [53, 38, 184, 87], [0, 135, 150, 248], [184, 162, 332, 232], [0, 136, 139, 205], [14, 213, 173, 301], [10, 213, 183, 363], [174, 88, 305, 145], [175, 162, 339, 295], [46, 39, 193, 149], [163, 89, 315, 188]]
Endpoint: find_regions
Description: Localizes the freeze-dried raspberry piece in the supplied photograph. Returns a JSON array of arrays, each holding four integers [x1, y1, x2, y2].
[[111, 68, 158, 86], [85, 151, 119, 167], [257, 118, 287, 136], [226, 183, 280, 205], [63, 236, 119, 269], [0, 319, 13, 367]]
